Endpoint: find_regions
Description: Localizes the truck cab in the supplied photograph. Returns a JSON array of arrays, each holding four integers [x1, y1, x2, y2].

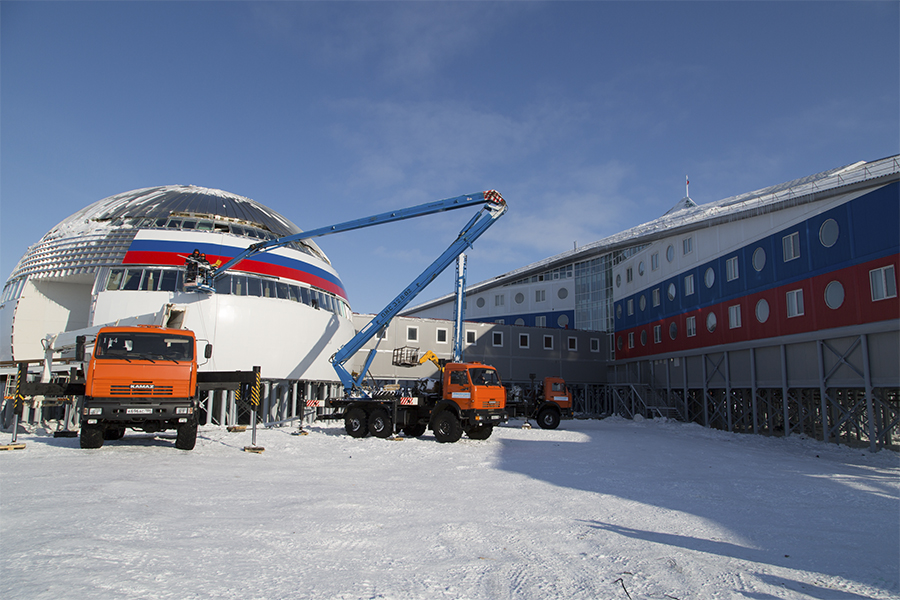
[[429, 362, 507, 442], [80, 325, 201, 450]]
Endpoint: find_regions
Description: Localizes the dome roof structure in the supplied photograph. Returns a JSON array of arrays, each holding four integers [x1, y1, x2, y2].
[[7, 185, 328, 282]]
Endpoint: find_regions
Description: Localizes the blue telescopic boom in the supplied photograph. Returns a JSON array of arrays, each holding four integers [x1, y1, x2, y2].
[[208, 190, 507, 396]]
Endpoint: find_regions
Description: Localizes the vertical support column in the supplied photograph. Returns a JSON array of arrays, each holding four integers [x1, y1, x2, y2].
[[682, 358, 689, 423], [817, 340, 829, 443], [751, 347, 759, 435], [725, 351, 732, 432], [860, 334, 877, 452], [702, 354, 709, 428], [781, 344, 790, 437]]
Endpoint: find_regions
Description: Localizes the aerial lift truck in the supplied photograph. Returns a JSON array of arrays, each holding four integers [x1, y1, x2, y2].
[[204, 190, 510, 442]]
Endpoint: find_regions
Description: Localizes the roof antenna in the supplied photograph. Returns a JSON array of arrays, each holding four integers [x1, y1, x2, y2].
[[685, 175, 690, 198]]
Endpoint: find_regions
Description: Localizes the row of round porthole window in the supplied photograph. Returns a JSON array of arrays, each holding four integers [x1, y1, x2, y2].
[[617, 280, 846, 350], [474, 287, 570, 308], [616, 218, 841, 289]]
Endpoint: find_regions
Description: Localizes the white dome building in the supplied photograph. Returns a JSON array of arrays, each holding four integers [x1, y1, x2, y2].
[[1, 185, 355, 382]]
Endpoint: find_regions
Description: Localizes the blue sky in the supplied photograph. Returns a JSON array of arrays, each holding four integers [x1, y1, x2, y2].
[[2, 1, 898, 314]]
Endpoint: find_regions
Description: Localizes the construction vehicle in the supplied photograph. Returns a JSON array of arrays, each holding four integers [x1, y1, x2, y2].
[[329, 347, 506, 442], [197, 190, 509, 441], [13, 325, 258, 450], [505, 375, 573, 429]]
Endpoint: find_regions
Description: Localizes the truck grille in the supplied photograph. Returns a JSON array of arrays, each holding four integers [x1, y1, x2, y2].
[[109, 382, 175, 396]]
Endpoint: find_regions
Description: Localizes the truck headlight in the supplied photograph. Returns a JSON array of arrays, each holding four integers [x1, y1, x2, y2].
[[88, 407, 102, 416], [176, 407, 193, 415]]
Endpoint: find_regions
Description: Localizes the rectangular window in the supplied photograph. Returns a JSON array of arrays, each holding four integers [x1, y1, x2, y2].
[[535, 289, 546, 302], [535, 316, 546, 327], [786, 289, 805, 318], [519, 333, 530, 349], [495, 294, 505, 307], [494, 319, 505, 325], [729, 304, 742, 329], [686, 316, 697, 337], [683, 237, 693, 255], [626, 267, 633, 283], [652, 288, 661, 307], [407, 326, 418, 342], [684, 274, 695, 296], [870, 265, 897, 301], [627, 299, 634, 315], [436, 328, 448, 343], [653, 325, 662, 343], [590, 338, 600, 352], [783, 232, 801, 262], [651, 252, 659, 271], [726, 256, 739, 281], [492, 332, 503, 347], [466, 330, 476, 345], [627, 332, 634, 349], [568, 337, 577, 351], [544, 335, 554, 350]]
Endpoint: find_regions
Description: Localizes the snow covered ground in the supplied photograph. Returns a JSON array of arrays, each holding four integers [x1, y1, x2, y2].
[[2, 417, 897, 600]]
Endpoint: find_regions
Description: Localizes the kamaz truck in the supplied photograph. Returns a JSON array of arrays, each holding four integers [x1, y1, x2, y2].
[[329, 361, 507, 442]]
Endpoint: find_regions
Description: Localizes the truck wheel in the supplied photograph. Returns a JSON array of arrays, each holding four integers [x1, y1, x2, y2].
[[537, 407, 561, 430], [175, 419, 198, 450], [344, 407, 369, 438], [432, 411, 462, 443], [402, 423, 427, 438], [80, 424, 104, 449], [465, 424, 493, 440], [368, 407, 393, 438]]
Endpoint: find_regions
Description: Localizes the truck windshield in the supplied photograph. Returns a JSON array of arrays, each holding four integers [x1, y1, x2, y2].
[[95, 332, 194, 362], [469, 368, 501, 386]]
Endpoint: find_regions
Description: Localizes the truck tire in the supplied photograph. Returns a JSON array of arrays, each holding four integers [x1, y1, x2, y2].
[[432, 411, 462, 443], [368, 407, 393, 438], [344, 407, 369, 438], [537, 406, 561, 430], [80, 424, 104, 449], [402, 423, 427, 438], [175, 418, 198, 450], [465, 424, 493, 440]]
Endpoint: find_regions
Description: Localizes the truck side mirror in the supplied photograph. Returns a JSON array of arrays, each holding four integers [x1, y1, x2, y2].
[[75, 336, 86, 362], [204, 344, 213, 359]]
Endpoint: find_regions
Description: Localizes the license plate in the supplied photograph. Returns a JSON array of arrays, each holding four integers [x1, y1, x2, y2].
[[126, 408, 152, 415]]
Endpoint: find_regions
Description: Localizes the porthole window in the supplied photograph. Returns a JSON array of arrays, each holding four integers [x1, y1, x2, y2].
[[669, 322, 678, 340], [666, 245, 675, 262], [515, 292, 525, 304], [515, 318, 525, 326], [558, 287, 569, 300], [667, 282, 677, 301], [819, 219, 839, 248], [705, 267, 715, 288], [616, 274, 622, 288], [638, 261, 645, 276], [557, 314, 570, 327], [616, 304, 622, 319], [640, 330, 647, 346], [476, 297, 485, 308], [752, 247, 766, 272], [755, 299, 770, 323], [639, 295, 646, 311], [825, 280, 845, 309], [706, 312, 717, 333], [617, 336, 623, 351]]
